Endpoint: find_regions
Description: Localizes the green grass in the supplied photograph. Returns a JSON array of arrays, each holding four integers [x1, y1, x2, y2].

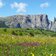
[[0, 28, 56, 56], [0, 28, 56, 37], [0, 35, 56, 56]]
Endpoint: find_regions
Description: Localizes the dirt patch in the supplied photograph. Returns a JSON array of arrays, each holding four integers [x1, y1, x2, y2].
[[16, 42, 41, 47]]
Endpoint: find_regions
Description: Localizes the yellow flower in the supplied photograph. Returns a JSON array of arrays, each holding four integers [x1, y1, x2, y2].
[[31, 52, 34, 56], [50, 54, 53, 56]]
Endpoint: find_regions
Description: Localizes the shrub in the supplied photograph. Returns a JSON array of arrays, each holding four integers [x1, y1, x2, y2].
[[29, 32, 34, 36], [19, 32, 23, 36], [12, 31, 18, 36], [3, 28, 7, 32]]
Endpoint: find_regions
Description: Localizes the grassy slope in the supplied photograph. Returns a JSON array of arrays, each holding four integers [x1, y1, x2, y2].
[[0, 28, 56, 56], [0, 28, 56, 37]]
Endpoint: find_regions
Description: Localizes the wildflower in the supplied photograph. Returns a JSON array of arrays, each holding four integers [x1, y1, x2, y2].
[[50, 54, 53, 56], [31, 52, 34, 56]]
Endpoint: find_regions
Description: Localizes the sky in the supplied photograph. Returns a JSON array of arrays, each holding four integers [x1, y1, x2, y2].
[[0, 0, 56, 20]]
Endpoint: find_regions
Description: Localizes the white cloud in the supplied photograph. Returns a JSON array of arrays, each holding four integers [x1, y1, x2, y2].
[[11, 2, 28, 12], [0, 0, 4, 8], [40, 2, 49, 8]]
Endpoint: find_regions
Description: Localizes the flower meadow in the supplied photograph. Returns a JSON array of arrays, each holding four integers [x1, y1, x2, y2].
[[0, 35, 56, 56], [0, 28, 56, 56]]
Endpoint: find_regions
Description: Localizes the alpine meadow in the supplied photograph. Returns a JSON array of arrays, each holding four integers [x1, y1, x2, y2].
[[0, 0, 56, 56]]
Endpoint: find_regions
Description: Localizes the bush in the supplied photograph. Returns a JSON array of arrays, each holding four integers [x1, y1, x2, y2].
[[19, 32, 23, 36], [3, 28, 7, 32], [12, 31, 18, 36], [29, 32, 34, 36]]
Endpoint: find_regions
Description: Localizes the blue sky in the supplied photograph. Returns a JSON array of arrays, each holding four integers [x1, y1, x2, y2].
[[0, 0, 56, 20]]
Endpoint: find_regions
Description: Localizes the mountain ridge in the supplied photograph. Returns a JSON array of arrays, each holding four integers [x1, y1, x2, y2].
[[0, 14, 56, 31]]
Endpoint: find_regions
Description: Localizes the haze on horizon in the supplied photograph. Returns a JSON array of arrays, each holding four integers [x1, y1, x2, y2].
[[0, 0, 56, 21]]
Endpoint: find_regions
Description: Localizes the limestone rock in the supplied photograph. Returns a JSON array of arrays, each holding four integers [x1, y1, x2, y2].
[[0, 14, 56, 32]]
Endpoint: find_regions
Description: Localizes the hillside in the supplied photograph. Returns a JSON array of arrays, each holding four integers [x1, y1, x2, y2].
[[0, 28, 56, 56], [0, 28, 56, 37]]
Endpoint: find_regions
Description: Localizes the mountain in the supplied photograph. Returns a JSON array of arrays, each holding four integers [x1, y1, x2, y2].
[[0, 14, 56, 31]]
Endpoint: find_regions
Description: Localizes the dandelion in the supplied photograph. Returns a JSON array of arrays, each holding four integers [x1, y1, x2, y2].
[[31, 52, 34, 56], [50, 54, 53, 56]]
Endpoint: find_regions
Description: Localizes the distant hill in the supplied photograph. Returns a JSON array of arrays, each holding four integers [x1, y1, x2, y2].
[[0, 14, 56, 31]]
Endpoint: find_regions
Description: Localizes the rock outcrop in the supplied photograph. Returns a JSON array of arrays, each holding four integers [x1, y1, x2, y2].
[[0, 14, 56, 31], [51, 17, 56, 31]]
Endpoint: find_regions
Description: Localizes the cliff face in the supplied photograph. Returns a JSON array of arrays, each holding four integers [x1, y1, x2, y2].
[[0, 14, 56, 31], [5, 14, 50, 29], [51, 18, 56, 31]]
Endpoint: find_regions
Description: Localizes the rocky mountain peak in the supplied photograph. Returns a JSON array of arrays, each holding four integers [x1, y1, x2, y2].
[[0, 14, 56, 31], [54, 17, 56, 23]]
